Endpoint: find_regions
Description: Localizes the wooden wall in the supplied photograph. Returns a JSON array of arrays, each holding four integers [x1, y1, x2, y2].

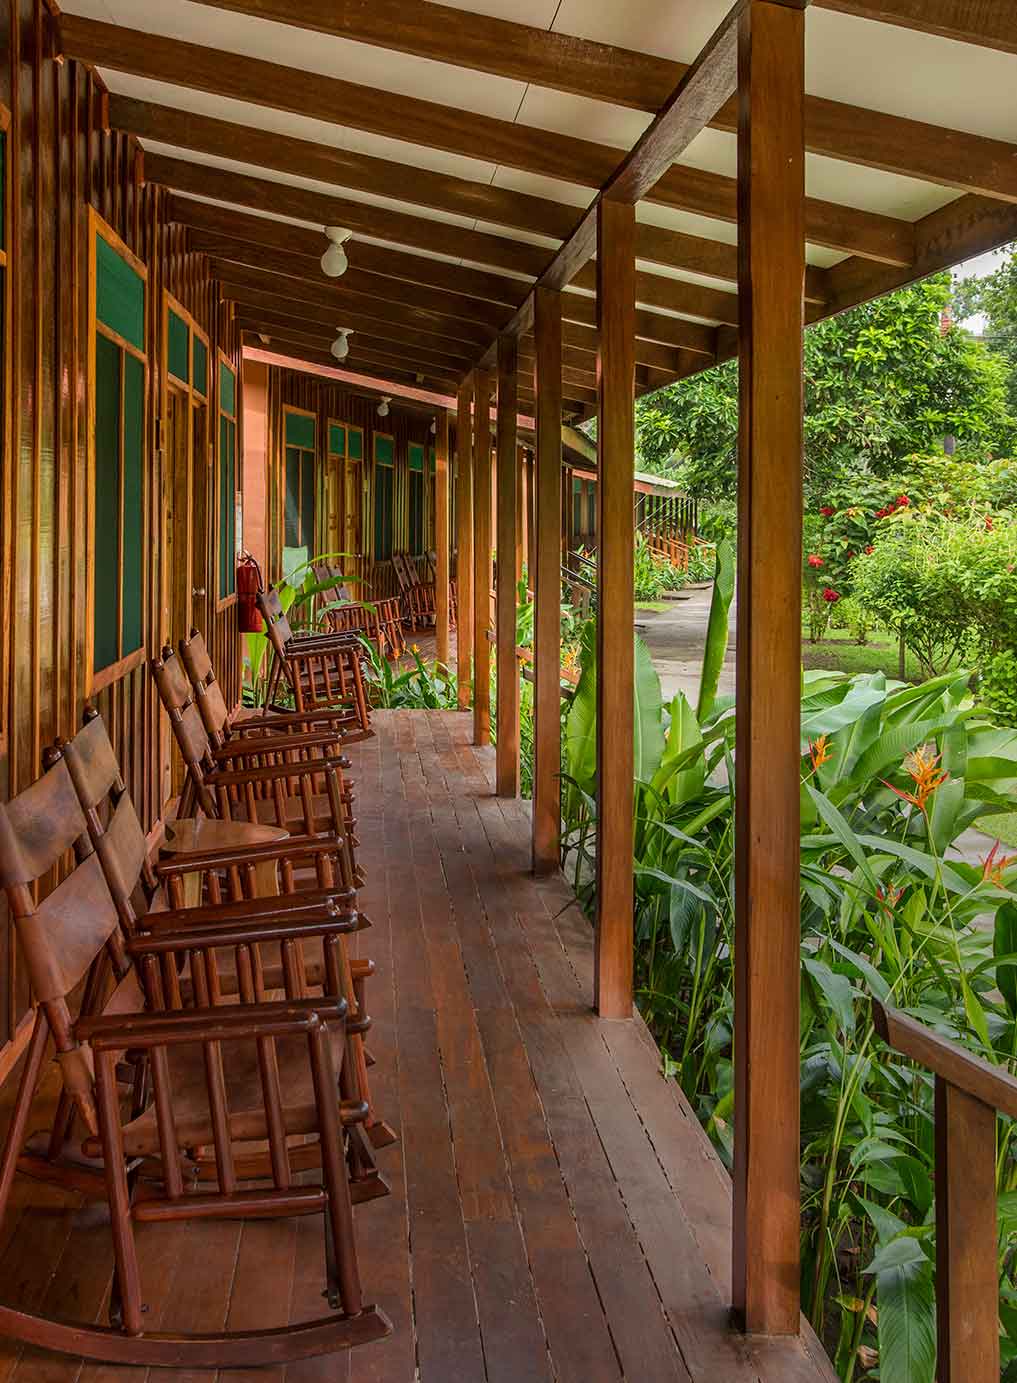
[[0, 0, 242, 1054], [261, 368, 448, 600]]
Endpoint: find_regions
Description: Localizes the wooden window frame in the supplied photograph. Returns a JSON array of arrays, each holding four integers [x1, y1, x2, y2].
[[282, 404, 318, 557], [0, 106, 10, 755], [86, 208, 149, 697], [161, 291, 210, 643], [215, 350, 239, 611]]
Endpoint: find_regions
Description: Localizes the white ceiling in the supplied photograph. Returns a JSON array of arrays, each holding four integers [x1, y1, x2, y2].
[[59, 0, 1016, 301]]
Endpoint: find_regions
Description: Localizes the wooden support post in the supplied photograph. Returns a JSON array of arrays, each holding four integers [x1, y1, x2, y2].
[[434, 409, 451, 664], [456, 378, 474, 711], [532, 287, 563, 873], [525, 450, 536, 584], [495, 335, 520, 797], [732, 0, 806, 1338], [935, 1078, 999, 1382], [515, 445, 525, 585], [473, 369, 493, 746], [594, 198, 635, 1020]]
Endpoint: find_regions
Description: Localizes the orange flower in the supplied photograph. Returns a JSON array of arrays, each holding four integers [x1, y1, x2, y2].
[[881, 745, 949, 810], [876, 883, 902, 912], [808, 735, 832, 771], [981, 840, 1017, 886]]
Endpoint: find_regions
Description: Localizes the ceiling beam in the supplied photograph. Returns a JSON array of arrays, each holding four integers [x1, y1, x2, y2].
[[485, 0, 740, 361], [240, 326, 463, 391], [235, 308, 476, 373], [156, 161, 721, 353], [155, 156, 731, 333], [121, 97, 834, 300], [814, 0, 1017, 54], [182, 0, 1017, 199], [61, 16, 913, 264]]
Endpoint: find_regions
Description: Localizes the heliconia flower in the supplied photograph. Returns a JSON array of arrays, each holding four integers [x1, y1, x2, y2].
[[808, 735, 832, 771], [807, 554, 824, 568], [881, 745, 948, 810], [981, 840, 1017, 886], [864, 546, 874, 555], [820, 506, 835, 517], [876, 883, 903, 911], [822, 587, 840, 603]]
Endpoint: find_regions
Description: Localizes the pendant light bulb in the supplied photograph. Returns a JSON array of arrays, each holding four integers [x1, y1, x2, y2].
[[330, 327, 353, 361], [321, 226, 352, 278], [377, 395, 391, 419], [430, 417, 437, 435]]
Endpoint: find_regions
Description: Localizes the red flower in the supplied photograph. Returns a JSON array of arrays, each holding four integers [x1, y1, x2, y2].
[[820, 506, 835, 517], [874, 507, 889, 519], [864, 545, 874, 555], [807, 554, 824, 569], [822, 588, 840, 603], [985, 514, 994, 531], [897, 495, 910, 507], [846, 551, 855, 560]]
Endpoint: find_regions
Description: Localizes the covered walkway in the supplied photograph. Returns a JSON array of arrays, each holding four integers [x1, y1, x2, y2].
[[0, 711, 832, 1382]]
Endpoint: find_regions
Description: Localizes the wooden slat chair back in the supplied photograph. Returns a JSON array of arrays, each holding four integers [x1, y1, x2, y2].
[[57, 712, 391, 1188], [312, 563, 406, 660], [426, 549, 458, 629], [258, 586, 372, 733], [0, 759, 389, 1365]]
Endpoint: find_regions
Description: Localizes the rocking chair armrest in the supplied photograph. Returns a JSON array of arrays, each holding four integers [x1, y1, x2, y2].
[[154, 833, 346, 877], [146, 885, 357, 930], [285, 630, 359, 650], [78, 997, 348, 1051], [231, 707, 351, 738], [128, 907, 361, 956], [210, 731, 341, 761], [203, 757, 344, 790]]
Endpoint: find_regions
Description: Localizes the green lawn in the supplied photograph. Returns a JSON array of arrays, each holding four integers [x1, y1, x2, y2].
[[977, 812, 1017, 849], [801, 626, 934, 681]]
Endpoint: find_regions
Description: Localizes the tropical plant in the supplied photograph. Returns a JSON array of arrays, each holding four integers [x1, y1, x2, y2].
[[358, 638, 458, 710], [559, 539, 1017, 1381]]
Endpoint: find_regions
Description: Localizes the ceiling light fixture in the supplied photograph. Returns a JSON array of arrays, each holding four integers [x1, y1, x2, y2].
[[430, 417, 437, 435], [330, 327, 353, 361], [377, 395, 391, 419], [320, 226, 352, 278]]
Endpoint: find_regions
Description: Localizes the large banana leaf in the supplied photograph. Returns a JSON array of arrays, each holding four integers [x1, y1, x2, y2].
[[696, 539, 735, 724], [651, 692, 705, 807], [565, 627, 665, 795]]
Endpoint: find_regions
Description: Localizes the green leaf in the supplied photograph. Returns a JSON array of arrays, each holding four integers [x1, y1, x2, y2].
[[696, 539, 734, 723], [863, 1236, 928, 1276], [996, 902, 1017, 1019], [875, 1257, 936, 1383], [803, 957, 856, 1033], [806, 786, 880, 892]]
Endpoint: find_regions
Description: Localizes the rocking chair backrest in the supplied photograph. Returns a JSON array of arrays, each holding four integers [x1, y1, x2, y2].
[[150, 647, 220, 816], [257, 587, 294, 660], [0, 756, 133, 1120], [59, 710, 159, 935], [179, 628, 231, 744]]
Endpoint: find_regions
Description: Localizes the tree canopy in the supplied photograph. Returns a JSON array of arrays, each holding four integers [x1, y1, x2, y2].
[[635, 272, 1016, 502], [954, 242, 1017, 417]]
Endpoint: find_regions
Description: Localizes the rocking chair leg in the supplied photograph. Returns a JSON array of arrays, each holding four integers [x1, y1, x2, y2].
[[308, 1021, 363, 1319], [95, 1050, 144, 1336], [0, 1012, 50, 1219]]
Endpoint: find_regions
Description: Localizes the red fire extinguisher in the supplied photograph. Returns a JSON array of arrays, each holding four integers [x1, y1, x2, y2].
[[237, 554, 263, 633]]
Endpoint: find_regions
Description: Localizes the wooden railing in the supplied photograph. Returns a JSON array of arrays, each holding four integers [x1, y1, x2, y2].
[[873, 1000, 1008, 1381]]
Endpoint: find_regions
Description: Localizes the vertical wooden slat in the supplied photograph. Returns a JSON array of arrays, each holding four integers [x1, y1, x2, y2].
[[434, 407, 450, 664], [935, 1078, 999, 1382], [594, 198, 635, 1021], [732, 0, 806, 1338], [472, 368, 492, 747], [532, 286, 562, 874], [495, 335, 519, 797]]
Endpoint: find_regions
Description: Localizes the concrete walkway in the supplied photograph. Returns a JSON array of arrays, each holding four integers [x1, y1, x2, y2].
[[634, 584, 736, 705]]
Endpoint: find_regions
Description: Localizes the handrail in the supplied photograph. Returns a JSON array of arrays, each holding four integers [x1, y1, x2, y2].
[[873, 999, 1003, 1380]]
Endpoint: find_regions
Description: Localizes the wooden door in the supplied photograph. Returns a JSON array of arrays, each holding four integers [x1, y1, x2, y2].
[[344, 459, 361, 583], [191, 402, 211, 638], [165, 385, 193, 647]]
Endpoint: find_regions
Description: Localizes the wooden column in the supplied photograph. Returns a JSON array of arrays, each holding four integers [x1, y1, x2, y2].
[[732, 0, 806, 1338], [525, 450, 537, 584], [472, 369, 493, 746], [594, 198, 636, 1020], [532, 286, 563, 874], [495, 335, 520, 796], [456, 379, 474, 711], [514, 446, 525, 584], [434, 409, 451, 664]]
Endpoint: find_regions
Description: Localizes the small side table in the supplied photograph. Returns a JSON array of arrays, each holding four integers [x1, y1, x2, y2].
[[161, 818, 289, 908]]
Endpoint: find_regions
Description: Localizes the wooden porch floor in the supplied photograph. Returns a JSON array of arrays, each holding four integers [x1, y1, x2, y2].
[[0, 710, 834, 1382]]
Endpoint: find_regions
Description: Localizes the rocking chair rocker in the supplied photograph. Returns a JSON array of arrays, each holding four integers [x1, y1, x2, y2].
[[0, 752, 390, 1367]]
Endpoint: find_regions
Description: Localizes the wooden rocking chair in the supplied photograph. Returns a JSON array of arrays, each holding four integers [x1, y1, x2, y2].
[[58, 712, 392, 1185], [258, 586, 372, 734], [391, 552, 436, 631], [0, 754, 390, 1366], [312, 562, 405, 659]]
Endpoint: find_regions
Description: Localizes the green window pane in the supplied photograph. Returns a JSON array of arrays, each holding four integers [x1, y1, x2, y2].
[[409, 471, 424, 555], [374, 466, 394, 560], [96, 234, 145, 351], [328, 423, 346, 457], [348, 428, 363, 461], [193, 336, 208, 394], [93, 333, 121, 672], [121, 353, 145, 654], [284, 445, 300, 549], [300, 451, 315, 553], [285, 411, 315, 449], [167, 308, 189, 383], [220, 416, 237, 597], [407, 442, 424, 474], [219, 359, 236, 416], [374, 433, 394, 467]]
